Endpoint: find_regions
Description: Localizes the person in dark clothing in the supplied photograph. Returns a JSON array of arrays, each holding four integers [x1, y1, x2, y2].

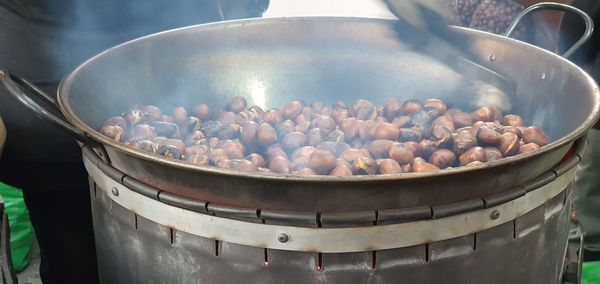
[[0, 1, 267, 283], [559, 0, 600, 262]]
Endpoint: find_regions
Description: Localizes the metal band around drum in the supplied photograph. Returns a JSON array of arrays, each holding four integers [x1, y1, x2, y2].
[[84, 156, 576, 253]]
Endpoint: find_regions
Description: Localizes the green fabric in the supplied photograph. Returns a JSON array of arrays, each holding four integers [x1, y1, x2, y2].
[[583, 261, 600, 284], [0, 181, 34, 272]]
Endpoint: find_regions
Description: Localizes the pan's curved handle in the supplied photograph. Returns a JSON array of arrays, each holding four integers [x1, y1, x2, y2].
[[0, 70, 99, 147], [504, 2, 594, 59]]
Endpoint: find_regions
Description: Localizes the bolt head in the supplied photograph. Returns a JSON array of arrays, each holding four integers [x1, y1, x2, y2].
[[277, 233, 289, 243], [111, 187, 119, 196], [490, 210, 500, 220]]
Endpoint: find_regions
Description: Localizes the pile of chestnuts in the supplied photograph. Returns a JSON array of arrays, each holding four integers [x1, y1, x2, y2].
[[99, 96, 548, 176]]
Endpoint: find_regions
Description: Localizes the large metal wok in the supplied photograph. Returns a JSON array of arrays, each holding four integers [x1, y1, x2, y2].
[[2, 14, 599, 212]]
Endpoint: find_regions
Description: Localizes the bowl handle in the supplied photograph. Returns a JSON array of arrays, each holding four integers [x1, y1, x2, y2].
[[0, 70, 105, 153], [505, 2, 594, 58]]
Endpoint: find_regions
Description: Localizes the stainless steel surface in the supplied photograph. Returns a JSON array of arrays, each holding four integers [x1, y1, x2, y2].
[[383, 0, 517, 105], [46, 17, 598, 211], [89, 167, 574, 283], [505, 2, 594, 58], [83, 151, 577, 253]]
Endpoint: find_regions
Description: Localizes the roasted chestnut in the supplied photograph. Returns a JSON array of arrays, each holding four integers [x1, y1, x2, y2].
[[522, 127, 549, 146], [100, 125, 125, 142], [383, 98, 403, 120], [187, 154, 209, 166], [372, 122, 400, 140], [141, 106, 162, 123], [424, 98, 447, 114], [257, 123, 277, 147], [171, 107, 188, 125], [412, 157, 440, 172], [351, 100, 377, 120], [282, 100, 304, 120], [503, 114, 523, 127], [401, 99, 423, 115], [389, 142, 414, 165], [226, 96, 247, 113], [377, 159, 402, 174], [367, 139, 394, 159], [429, 149, 456, 169], [194, 104, 212, 120], [458, 146, 486, 166], [498, 132, 520, 156]]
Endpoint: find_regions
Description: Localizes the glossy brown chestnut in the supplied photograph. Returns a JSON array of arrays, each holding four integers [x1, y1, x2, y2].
[[308, 150, 337, 174], [389, 142, 415, 165], [101, 125, 126, 142], [123, 109, 144, 126], [187, 154, 209, 166], [282, 100, 304, 120], [519, 143, 540, 154], [411, 157, 440, 172], [498, 132, 520, 156], [383, 98, 403, 120], [503, 114, 523, 127], [453, 130, 477, 155], [367, 139, 394, 159], [401, 99, 423, 115], [484, 147, 503, 162], [424, 98, 447, 114], [246, 153, 266, 167], [262, 109, 283, 125], [282, 132, 307, 152], [472, 106, 497, 122], [268, 156, 291, 173], [351, 100, 377, 120], [171, 107, 188, 125], [377, 159, 402, 174], [476, 125, 502, 145], [194, 104, 212, 120], [429, 149, 456, 169], [458, 146, 486, 166], [372, 122, 400, 140], [226, 96, 247, 113], [522, 126, 549, 146], [141, 106, 162, 123], [257, 123, 277, 147]]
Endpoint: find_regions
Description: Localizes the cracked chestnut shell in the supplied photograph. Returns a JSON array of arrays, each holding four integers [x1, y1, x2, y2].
[[498, 132, 520, 156], [476, 125, 502, 145], [453, 130, 477, 155], [429, 149, 456, 169], [101, 125, 125, 142], [352, 156, 378, 175], [424, 99, 447, 114]]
